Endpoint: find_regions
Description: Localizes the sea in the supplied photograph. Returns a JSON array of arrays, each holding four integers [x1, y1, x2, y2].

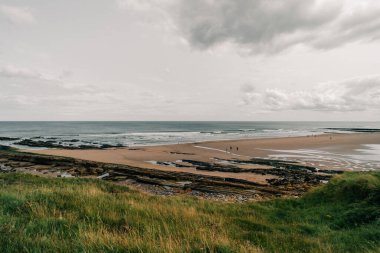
[[0, 121, 379, 149]]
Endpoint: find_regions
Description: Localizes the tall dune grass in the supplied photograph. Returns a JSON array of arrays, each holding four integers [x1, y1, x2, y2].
[[0, 172, 379, 252]]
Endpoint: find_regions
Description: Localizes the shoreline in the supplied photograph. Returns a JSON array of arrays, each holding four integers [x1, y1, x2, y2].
[[2, 130, 330, 151], [1, 132, 379, 201], [0, 122, 380, 150], [25, 132, 380, 180]]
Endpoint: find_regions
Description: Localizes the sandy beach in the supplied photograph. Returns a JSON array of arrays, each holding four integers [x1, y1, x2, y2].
[[26, 133, 380, 183]]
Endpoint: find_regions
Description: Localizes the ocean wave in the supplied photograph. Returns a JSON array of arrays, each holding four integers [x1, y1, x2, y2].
[[262, 129, 284, 132], [237, 129, 256, 132]]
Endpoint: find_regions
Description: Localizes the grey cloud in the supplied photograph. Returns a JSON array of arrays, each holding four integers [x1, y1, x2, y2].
[[241, 76, 380, 112], [174, 0, 380, 53], [240, 83, 255, 93]]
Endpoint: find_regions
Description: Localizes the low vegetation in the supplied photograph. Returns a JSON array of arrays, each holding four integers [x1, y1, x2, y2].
[[0, 172, 379, 253]]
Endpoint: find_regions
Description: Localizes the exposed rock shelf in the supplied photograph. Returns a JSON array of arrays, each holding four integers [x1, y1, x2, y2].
[[0, 147, 341, 201]]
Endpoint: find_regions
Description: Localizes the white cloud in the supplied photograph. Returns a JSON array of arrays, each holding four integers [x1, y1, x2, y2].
[[241, 76, 380, 112], [0, 64, 179, 118], [116, 0, 173, 11], [0, 4, 35, 25], [116, 0, 155, 11], [0, 65, 103, 102], [173, 0, 380, 53], [0, 65, 76, 84], [0, 65, 43, 79]]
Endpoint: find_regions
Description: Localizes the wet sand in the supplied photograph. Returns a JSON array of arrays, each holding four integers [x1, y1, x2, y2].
[[26, 133, 380, 180]]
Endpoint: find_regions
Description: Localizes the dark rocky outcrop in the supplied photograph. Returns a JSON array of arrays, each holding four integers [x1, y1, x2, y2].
[[0, 137, 20, 141], [14, 139, 125, 150], [180, 158, 342, 187]]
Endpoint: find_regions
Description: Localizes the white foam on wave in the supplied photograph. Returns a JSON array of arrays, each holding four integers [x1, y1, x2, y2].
[[124, 131, 201, 137]]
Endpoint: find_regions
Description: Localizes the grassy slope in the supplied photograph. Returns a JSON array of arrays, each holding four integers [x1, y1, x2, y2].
[[0, 172, 379, 253]]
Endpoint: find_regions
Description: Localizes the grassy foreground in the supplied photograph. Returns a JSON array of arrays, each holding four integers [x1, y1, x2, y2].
[[0, 173, 379, 253]]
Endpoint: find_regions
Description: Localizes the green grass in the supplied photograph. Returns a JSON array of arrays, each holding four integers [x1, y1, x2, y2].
[[0, 172, 379, 253]]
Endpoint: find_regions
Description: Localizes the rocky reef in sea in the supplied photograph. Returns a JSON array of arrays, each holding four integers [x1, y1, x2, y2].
[[0, 136, 125, 150]]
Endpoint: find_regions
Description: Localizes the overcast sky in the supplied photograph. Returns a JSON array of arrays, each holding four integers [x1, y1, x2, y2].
[[1, 0, 380, 121]]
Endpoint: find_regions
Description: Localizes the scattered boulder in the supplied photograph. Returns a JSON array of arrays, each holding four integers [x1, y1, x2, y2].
[[98, 173, 110, 179]]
